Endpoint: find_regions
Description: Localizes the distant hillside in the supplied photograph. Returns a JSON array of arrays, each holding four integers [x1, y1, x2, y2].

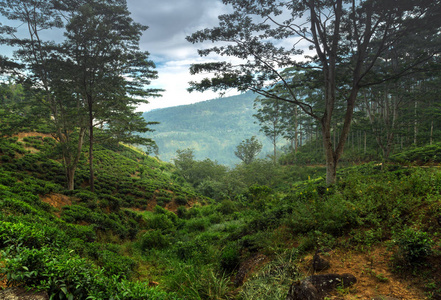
[[141, 92, 276, 166]]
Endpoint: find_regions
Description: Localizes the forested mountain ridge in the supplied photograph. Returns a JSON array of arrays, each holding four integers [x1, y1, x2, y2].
[[141, 92, 276, 165]]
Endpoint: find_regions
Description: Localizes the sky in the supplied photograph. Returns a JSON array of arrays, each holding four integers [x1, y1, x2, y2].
[[126, 0, 237, 112]]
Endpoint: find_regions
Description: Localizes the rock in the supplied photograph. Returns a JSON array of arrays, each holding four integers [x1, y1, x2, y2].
[[234, 254, 267, 287], [0, 287, 49, 300], [286, 273, 357, 300], [312, 251, 330, 272], [286, 280, 320, 300]]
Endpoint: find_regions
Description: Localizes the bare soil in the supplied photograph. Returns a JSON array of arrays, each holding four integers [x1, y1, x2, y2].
[[40, 193, 72, 210], [299, 245, 429, 299]]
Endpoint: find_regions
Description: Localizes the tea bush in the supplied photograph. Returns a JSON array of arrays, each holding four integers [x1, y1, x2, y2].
[[98, 249, 137, 278], [140, 230, 170, 251], [184, 217, 209, 232], [146, 214, 176, 232], [1, 245, 178, 300], [394, 227, 434, 264]]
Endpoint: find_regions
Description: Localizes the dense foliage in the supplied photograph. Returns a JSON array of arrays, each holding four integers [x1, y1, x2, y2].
[[0, 135, 203, 299], [1, 134, 441, 299], [187, 0, 441, 184], [1, 1, 441, 298]]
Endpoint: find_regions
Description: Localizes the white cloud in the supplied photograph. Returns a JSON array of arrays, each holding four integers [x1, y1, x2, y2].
[[139, 58, 239, 112]]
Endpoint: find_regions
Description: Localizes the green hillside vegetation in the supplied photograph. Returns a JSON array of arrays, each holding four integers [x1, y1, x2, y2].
[[0, 134, 204, 299], [141, 92, 279, 165], [1, 134, 441, 299]]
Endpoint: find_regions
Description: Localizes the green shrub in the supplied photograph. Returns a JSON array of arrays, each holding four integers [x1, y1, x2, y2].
[[218, 199, 237, 215], [175, 195, 188, 206], [73, 190, 98, 202], [174, 239, 209, 262], [140, 230, 170, 251], [154, 205, 178, 223], [1, 245, 178, 300], [220, 243, 240, 273], [394, 228, 434, 263], [0, 221, 64, 249], [184, 217, 209, 232], [146, 214, 175, 232], [177, 206, 187, 219], [99, 250, 136, 278]]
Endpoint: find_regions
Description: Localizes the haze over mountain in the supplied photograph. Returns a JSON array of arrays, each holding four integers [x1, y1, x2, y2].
[[142, 92, 277, 166]]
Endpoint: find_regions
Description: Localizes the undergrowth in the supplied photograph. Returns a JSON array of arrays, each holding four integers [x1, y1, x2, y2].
[[1, 136, 441, 299]]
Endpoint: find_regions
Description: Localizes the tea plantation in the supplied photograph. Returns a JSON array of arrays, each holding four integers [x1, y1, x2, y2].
[[1, 135, 441, 299]]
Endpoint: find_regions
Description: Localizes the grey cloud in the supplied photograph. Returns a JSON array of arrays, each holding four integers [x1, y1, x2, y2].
[[127, 0, 228, 62]]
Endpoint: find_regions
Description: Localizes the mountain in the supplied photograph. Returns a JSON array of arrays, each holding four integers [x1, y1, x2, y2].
[[141, 92, 275, 166]]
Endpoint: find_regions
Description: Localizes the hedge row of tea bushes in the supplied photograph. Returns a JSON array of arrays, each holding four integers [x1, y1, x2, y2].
[[0, 135, 207, 299], [390, 142, 441, 164]]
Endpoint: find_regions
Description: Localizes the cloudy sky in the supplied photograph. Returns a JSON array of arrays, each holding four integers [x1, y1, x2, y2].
[[0, 0, 236, 112], [126, 0, 236, 112], [0, 0, 309, 112]]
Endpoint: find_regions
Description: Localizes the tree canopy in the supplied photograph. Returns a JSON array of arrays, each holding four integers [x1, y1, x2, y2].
[[187, 0, 441, 184], [234, 136, 263, 164], [0, 0, 162, 190]]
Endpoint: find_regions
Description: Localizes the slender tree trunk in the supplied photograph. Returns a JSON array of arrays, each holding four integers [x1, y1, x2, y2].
[[61, 127, 86, 190], [88, 97, 95, 192], [66, 167, 76, 190], [273, 134, 277, 165], [414, 100, 418, 145], [364, 131, 367, 154], [294, 106, 298, 154], [323, 125, 337, 185], [430, 121, 433, 145]]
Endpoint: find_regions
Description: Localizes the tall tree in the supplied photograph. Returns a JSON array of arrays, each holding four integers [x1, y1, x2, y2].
[[60, 0, 162, 191], [253, 98, 283, 163], [187, 0, 441, 185], [0, 0, 161, 190], [0, 0, 89, 190]]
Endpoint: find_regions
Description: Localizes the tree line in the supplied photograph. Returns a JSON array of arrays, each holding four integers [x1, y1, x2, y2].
[[253, 67, 441, 164], [187, 0, 441, 185], [0, 0, 161, 190]]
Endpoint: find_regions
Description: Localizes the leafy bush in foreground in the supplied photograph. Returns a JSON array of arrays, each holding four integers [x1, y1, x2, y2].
[[1, 245, 179, 300]]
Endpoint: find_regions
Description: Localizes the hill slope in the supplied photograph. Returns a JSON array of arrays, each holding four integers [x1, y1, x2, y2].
[[142, 92, 277, 165], [2, 134, 441, 299]]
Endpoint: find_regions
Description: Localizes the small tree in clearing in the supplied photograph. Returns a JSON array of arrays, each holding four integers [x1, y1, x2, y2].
[[235, 136, 263, 165]]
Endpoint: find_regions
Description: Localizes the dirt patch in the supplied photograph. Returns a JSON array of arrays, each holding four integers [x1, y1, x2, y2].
[[145, 199, 158, 211], [298, 246, 427, 299], [165, 201, 179, 213], [14, 132, 53, 140], [130, 172, 141, 179], [0, 259, 6, 289], [0, 277, 7, 289], [41, 193, 72, 210]]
